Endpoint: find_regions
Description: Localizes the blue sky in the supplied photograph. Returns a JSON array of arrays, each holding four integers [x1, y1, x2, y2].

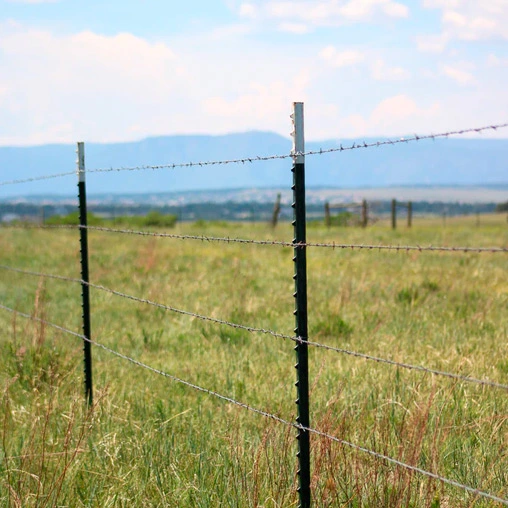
[[0, 0, 507, 145]]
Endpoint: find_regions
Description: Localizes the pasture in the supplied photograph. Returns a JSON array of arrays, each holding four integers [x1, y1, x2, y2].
[[0, 214, 507, 507]]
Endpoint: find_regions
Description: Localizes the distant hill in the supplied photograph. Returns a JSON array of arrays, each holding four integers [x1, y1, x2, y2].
[[0, 131, 507, 197]]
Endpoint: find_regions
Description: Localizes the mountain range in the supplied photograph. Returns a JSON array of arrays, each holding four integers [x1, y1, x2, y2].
[[0, 131, 507, 198]]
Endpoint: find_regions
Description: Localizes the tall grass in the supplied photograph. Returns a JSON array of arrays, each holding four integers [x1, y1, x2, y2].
[[0, 214, 507, 506]]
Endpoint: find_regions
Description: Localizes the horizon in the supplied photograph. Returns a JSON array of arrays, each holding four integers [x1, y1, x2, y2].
[[2, 127, 508, 150], [1, 129, 508, 199], [2, 184, 507, 206]]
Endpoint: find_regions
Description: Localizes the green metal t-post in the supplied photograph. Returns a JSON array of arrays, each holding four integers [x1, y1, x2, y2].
[[291, 102, 311, 508], [77, 142, 93, 406]]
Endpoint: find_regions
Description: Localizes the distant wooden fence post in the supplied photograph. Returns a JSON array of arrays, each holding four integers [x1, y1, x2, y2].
[[324, 202, 331, 228], [361, 199, 368, 228], [391, 200, 413, 229], [271, 193, 281, 228]]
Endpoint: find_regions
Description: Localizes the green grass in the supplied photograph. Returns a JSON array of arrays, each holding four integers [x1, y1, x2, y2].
[[0, 214, 507, 507]]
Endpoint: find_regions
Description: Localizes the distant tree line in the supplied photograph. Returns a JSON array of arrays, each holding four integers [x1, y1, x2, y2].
[[44, 211, 178, 228], [0, 200, 504, 224]]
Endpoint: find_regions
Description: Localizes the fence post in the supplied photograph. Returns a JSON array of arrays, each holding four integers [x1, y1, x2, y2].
[[291, 102, 311, 508], [362, 199, 368, 228], [77, 142, 93, 406], [324, 202, 331, 228], [407, 201, 412, 228], [391, 199, 397, 230], [271, 193, 282, 228]]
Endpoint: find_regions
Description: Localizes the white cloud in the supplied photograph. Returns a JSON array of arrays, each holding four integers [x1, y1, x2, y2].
[[339, 0, 408, 21], [202, 71, 310, 132], [319, 46, 365, 67], [0, 14, 506, 146], [277, 22, 310, 34], [423, 0, 508, 41], [319, 48, 409, 80], [371, 95, 439, 124], [415, 33, 449, 53], [0, 23, 317, 144], [441, 64, 475, 85], [486, 53, 508, 67], [371, 59, 410, 80], [236, 0, 409, 29], [423, 0, 460, 7], [0, 26, 189, 144], [1, 29, 177, 78], [339, 95, 441, 136], [238, 3, 257, 18]]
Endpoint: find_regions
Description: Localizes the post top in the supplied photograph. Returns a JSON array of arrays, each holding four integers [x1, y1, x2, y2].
[[76, 141, 85, 182], [291, 102, 305, 163]]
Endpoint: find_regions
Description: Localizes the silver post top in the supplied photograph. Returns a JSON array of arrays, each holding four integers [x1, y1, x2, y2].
[[76, 141, 85, 183], [291, 102, 305, 164]]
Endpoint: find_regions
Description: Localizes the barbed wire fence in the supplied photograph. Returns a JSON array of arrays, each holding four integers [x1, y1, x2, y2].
[[1, 104, 507, 507], [0, 302, 506, 507]]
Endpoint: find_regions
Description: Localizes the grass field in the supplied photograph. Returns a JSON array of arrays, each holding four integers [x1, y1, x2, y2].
[[0, 214, 507, 507]]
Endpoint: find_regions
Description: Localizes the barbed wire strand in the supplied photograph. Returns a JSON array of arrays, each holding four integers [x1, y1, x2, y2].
[[1, 122, 507, 187], [1, 263, 507, 392], [295, 337, 508, 391], [0, 170, 76, 186], [85, 121, 506, 173], [4, 224, 506, 254], [0, 302, 506, 506], [0, 264, 292, 341], [83, 225, 506, 253]]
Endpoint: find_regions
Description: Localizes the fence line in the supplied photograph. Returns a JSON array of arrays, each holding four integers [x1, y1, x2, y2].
[[2, 262, 507, 392], [0, 302, 506, 507], [81, 225, 508, 253], [2, 110, 507, 506], [3, 224, 507, 254], [1, 122, 507, 188]]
